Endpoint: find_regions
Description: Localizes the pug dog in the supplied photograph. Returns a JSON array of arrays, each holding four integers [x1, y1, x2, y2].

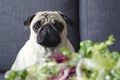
[[11, 11, 75, 70]]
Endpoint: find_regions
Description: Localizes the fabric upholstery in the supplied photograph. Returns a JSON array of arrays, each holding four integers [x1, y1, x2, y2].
[[79, 0, 120, 51], [0, 73, 4, 80], [0, 0, 79, 77]]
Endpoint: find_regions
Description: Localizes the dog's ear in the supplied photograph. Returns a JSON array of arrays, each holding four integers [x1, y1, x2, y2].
[[58, 12, 73, 26], [23, 14, 35, 27]]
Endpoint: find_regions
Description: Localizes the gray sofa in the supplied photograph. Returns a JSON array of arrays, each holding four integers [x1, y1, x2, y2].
[[0, 0, 120, 80]]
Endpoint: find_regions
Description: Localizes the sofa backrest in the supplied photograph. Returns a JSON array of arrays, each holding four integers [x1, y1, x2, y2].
[[79, 0, 120, 52], [0, 0, 79, 73]]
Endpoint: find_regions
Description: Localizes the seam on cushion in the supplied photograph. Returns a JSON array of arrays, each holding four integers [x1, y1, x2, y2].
[[72, 0, 80, 51], [86, 0, 88, 39]]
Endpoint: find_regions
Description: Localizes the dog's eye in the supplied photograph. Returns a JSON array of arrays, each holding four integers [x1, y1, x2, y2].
[[33, 25, 39, 30], [33, 21, 41, 31], [54, 21, 64, 32]]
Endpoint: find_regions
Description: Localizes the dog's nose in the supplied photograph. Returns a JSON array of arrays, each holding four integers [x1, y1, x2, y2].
[[43, 25, 52, 30]]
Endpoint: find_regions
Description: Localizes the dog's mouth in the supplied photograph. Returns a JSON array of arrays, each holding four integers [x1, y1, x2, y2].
[[37, 27, 61, 48]]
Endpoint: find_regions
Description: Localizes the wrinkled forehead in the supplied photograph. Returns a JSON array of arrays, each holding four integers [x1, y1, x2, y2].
[[31, 11, 65, 25]]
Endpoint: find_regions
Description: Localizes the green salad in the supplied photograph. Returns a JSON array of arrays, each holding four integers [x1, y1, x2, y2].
[[5, 35, 120, 80]]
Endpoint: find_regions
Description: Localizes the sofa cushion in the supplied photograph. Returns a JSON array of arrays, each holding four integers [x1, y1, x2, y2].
[[0, 73, 5, 80], [0, 0, 79, 73], [79, 0, 120, 51]]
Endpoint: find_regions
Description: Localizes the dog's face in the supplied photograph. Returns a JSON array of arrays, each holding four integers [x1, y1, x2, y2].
[[24, 11, 73, 48]]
